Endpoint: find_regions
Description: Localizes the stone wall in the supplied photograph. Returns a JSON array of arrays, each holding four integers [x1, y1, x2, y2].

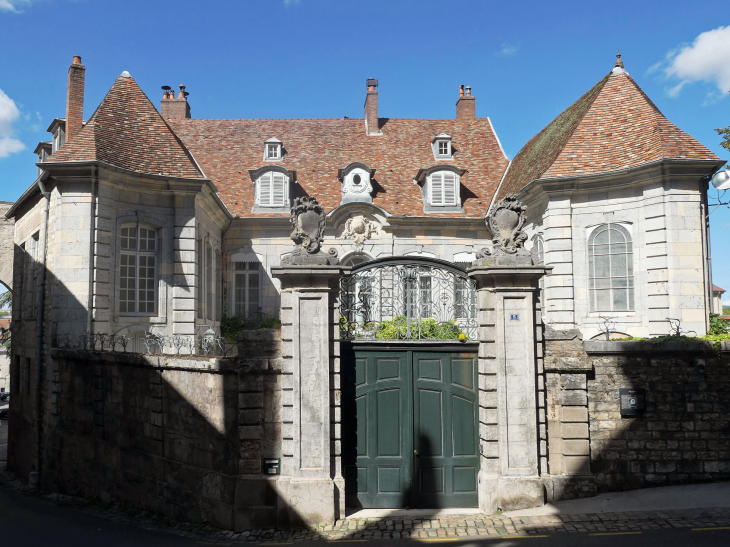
[[545, 335, 730, 494], [16, 329, 284, 532], [0, 201, 13, 291]]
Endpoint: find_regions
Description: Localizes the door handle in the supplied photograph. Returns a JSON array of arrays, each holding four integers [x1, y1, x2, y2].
[[414, 449, 418, 456]]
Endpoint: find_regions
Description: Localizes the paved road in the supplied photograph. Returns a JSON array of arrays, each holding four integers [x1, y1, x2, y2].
[[1, 483, 730, 547]]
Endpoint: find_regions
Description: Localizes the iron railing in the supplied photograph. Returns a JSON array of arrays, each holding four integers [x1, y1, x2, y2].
[[339, 257, 477, 341]]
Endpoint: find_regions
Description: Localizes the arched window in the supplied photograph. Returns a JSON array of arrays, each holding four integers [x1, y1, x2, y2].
[[588, 223, 634, 312], [119, 224, 157, 314]]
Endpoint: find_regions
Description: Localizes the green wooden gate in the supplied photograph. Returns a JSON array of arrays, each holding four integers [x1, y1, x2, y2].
[[342, 348, 479, 508]]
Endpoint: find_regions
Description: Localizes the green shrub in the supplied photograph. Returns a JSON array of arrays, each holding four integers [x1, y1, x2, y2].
[[709, 313, 729, 335], [220, 313, 281, 341], [340, 315, 467, 340]]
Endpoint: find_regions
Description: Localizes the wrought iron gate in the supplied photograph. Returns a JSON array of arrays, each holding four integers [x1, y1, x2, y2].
[[339, 257, 477, 341]]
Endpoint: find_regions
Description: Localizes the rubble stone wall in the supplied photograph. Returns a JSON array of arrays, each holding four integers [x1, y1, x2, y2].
[[546, 333, 730, 494]]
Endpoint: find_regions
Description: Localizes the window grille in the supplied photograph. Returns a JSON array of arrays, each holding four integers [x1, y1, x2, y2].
[[588, 223, 634, 312], [119, 226, 157, 314], [437, 141, 450, 156]]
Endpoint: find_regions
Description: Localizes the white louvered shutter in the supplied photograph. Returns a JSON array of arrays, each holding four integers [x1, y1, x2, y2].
[[443, 172, 456, 205], [431, 173, 444, 205], [272, 173, 286, 206], [259, 172, 272, 206]]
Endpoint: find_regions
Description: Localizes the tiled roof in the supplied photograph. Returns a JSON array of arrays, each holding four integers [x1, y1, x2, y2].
[[47, 75, 204, 179], [497, 69, 718, 199], [714, 285, 726, 294], [167, 118, 508, 218]]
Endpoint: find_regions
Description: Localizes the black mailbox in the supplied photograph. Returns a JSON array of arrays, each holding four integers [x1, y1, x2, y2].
[[619, 388, 646, 416], [263, 458, 281, 475]]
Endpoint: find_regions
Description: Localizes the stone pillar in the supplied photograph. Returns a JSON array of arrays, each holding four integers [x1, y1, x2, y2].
[[469, 265, 549, 512], [270, 265, 348, 527]]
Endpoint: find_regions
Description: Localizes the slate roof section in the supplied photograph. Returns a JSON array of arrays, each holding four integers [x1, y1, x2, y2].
[[167, 118, 509, 218], [497, 69, 718, 200], [48, 75, 204, 179]]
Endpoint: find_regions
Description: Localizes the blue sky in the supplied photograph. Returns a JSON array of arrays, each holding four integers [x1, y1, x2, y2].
[[0, 0, 729, 304]]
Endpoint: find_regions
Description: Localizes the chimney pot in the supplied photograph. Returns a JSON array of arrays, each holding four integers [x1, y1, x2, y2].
[[66, 56, 86, 142], [456, 85, 475, 120], [160, 83, 191, 119]]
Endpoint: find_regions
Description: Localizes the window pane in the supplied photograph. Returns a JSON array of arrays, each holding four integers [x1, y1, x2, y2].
[[609, 227, 628, 243], [121, 227, 136, 250], [138, 256, 155, 314], [611, 254, 627, 276], [235, 273, 246, 316], [594, 254, 610, 277], [595, 289, 610, 311], [613, 288, 628, 311], [594, 229, 609, 244], [249, 274, 259, 306]]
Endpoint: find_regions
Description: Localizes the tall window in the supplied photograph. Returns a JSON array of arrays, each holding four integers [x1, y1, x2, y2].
[[588, 223, 634, 312], [216, 251, 222, 321], [206, 244, 213, 320], [197, 236, 203, 318], [119, 225, 157, 314], [257, 171, 288, 207], [429, 171, 458, 206], [234, 262, 260, 318], [532, 235, 546, 318]]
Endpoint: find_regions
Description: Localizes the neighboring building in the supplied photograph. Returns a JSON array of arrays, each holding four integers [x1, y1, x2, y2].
[[713, 284, 726, 315], [3, 55, 727, 525]]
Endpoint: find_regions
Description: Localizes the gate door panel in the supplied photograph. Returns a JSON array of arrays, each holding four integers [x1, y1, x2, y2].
[[413, 352, 479, 508], [343, 351, 412, 508]]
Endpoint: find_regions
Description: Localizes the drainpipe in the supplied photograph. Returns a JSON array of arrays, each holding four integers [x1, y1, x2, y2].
[[31, 176, 51, 490]]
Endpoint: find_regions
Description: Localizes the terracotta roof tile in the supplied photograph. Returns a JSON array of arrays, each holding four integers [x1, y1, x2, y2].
[[48, 76, 204, 179], [498, 70, 718, 199], [167, 117, 508, 218]]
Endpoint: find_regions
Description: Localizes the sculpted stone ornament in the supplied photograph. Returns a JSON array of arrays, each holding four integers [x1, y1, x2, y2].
[[339, 215, 378, 251], [474, 194, 533, 266], [281, 196, 339, 266]]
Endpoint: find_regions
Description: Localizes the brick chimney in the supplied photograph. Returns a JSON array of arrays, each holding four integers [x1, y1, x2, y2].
[[456, 84, 475, 120], [66, 55, 85, 142], [161, 84, 191, 119], [364, 78, 380, 136]]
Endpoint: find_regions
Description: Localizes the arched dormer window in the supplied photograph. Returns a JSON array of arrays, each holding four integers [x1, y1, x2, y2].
[[588, 223, 634, 312], [413, 165, 466, 213], [249, 166, 296, 213], [338, 162, 375, 204], [119, 224, 158, 315]]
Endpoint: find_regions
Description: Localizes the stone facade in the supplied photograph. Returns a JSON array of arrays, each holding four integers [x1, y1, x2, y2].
[[0, 201, 13, 291]]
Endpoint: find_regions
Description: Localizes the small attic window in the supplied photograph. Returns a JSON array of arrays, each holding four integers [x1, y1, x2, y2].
[[432, 133, 452, 160], [264, 138, 282, 161]]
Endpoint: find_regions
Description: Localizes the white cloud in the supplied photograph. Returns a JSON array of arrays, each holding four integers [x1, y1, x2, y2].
[[0, 0, 35, 12], [660, 25, 730, 97], [494, 43, 518, 57], [0, 88, 26, 158]]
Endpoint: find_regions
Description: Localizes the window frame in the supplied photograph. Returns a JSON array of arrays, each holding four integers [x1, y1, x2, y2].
[[263, 139, 282, 162], [428, 171, 460, 207], [233, 261, 262, 319], [587, 223, 635, 313], [253, 169, 290, 212], [118, 223, 159, 316]]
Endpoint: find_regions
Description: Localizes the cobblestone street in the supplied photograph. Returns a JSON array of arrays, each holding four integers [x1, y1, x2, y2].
[[2, 470, 730, 546]]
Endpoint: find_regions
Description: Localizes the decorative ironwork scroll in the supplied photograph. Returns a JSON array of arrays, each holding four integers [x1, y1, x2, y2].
[[339, 256, 477, 341]]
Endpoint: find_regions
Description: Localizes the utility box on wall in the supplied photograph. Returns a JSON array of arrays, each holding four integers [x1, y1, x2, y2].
[[619, 388, 646, 416]]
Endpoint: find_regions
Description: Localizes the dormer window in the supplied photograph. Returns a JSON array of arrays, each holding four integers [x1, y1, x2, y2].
[[264, 138, 282, 161], [249, 166, 296, 213], [431, 133, 453, 160], [413, 165, 466, 213], [338, 162, 375, 205], [430, 171, 458, 206]]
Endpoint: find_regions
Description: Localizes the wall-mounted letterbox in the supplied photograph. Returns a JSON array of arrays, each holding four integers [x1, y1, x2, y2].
[[262, 458, 281, 475], [619, 388, 646, 416]]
